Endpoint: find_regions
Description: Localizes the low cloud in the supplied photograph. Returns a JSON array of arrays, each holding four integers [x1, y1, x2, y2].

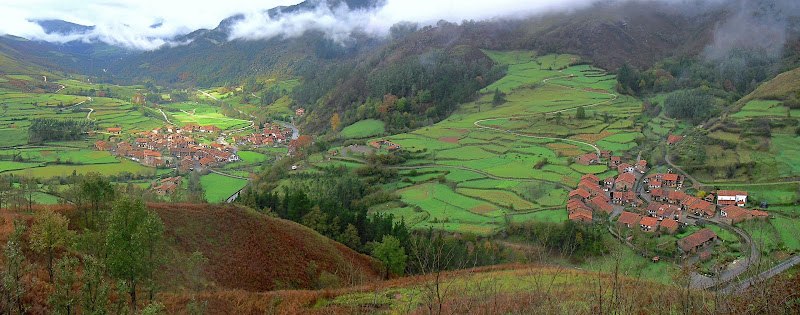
[[704, 0, 800, 60], [227, 0, 610, 42]]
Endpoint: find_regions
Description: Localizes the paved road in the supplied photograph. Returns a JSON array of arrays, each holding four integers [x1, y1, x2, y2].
[[690, 219, 759, 290], [721, 254, 800, 294], [664, 151, 705, 188], [197, 89, 219, 101], [276, 121, 299, 140]]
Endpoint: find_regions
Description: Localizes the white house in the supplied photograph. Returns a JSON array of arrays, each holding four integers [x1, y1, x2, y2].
[[716, 190, 748, 207]]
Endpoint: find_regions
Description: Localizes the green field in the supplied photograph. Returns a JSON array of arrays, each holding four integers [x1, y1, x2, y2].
[[340, 119, 385, 138], [200, 173, 249, 203], [360, 50, 642, 233], [6, 159, 153, 179]]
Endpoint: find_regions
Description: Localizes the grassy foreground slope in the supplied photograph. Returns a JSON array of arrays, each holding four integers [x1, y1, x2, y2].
[[150, 203, 381, 292], [159, 262, 800, 314]]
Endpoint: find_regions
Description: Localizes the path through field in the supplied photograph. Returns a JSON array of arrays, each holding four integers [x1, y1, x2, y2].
[[473, 75, 618, 155]]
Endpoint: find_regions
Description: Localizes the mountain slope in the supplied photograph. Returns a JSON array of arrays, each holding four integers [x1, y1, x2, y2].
[[150, 203, 381, 292]]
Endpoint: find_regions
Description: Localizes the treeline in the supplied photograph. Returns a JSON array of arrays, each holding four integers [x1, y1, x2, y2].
[[294, 48, 506, 134], [663, 89, 717, 122], [506, 220, 609, 259], [238, 165, 409, 253], [28, 118, 97, 143], [617, 49, 782, 100]]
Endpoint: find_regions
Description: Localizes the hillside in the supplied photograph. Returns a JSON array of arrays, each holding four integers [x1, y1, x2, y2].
[[156, 263, 800, 314], [150, 203, 381, 292]]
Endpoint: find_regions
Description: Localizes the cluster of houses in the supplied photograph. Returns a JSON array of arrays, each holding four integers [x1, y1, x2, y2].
[[567, 152, 649, 223], [234, 122, 292, 147], [151, 176, 182, 196], [94, 125, 240, 170]]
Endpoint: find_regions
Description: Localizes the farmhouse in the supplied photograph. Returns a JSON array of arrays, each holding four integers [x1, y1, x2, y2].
[[639, 216, 659, 232], [296, 108, 306, 116], [106, 127, 122, 134], [617, 163, 634, 174], [667, 190, 687, 205], [648, 181, 662, 190], [199, 125, 221, 133], [604, 176, 614, 191], [600, 150, 612, 159], [615, 172, 636, 191], [569, 189, 591, 201], [567, 200, 592, 214], [94, 140, 112, 151], [678, 228, 718, 254], [369, 140, 402, 151], [660, 219, 679, 234], [617, 211, 642, 229], [716, 190, 748, 207], [650, 188, 665, 202], [655, 204, 681, 221], [609, 156, 621, 166], [667, 135, 684, 145], [588, 196, 614, 214], [569, 208, 593, 223], [720, 205, 769, 225], [575, 153, 598, 165], [661, 173, 681, 187], [635, 160, 647, 173], [580, 173, 600, 184]]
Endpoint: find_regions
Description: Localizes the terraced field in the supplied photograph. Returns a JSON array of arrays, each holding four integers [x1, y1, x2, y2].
[[364, 52, 643, 233]]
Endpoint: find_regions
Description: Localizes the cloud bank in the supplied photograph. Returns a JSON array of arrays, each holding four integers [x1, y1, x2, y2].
[[0, 0, 300, 50], [703, 0, 800, 60]]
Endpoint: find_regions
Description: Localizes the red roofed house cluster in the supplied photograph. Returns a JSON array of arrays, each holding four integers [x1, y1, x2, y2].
[[93, 125, 239, 169]]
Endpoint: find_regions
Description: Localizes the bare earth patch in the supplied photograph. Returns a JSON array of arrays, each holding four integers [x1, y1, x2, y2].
[[39, 151, 54, 157], [470, 204, 496, 214], [439, 136, 460, 144], [557, 150, 584, 157], [451, 128, 469, 134], [572, 131, 615, 142], [547, 143, 579, 150]]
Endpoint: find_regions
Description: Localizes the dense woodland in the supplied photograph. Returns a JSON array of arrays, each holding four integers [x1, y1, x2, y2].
[[28, 118, 97, 143]]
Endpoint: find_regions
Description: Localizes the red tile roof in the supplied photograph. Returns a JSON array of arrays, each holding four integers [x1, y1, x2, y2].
[[570, 189, 591, 199], [667, 135, 684, 145], [678, 228, 718, 252], [717, 190, 748, 197], [660, 218, 678, 230], [618, 212, 641, 226], [640, 216, 659, 227]]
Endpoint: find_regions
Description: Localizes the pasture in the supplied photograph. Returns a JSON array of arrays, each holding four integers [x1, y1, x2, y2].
[[362, 51, 643, 233], [340, 119, 385, 138], [200, 173, 249, 203]]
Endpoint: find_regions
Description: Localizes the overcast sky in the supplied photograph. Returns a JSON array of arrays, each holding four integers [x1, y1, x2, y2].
[[0, 0, 617, 50]]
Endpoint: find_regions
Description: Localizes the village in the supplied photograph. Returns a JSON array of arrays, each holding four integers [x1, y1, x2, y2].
[[565, 135, 770, 272], [93, 121, 296, 195]]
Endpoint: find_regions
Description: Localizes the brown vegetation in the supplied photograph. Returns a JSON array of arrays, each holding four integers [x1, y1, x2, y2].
[[149, 203, 381, 292]]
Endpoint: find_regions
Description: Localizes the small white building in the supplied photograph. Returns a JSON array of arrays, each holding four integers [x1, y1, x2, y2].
[[716, 190, 748, 207]]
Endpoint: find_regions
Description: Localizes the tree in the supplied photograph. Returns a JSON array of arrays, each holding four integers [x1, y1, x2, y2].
[[80, 173, 115, 228], [492, 88, 506, 106], [48, 257, 78, 315], [330, 113, 341, 133], [29, 208, 74, 283], [79, 255, 110, 315], [2, 220, 30, 315], [371, 235, 407, 279], [576, 106, 586, 119], [338, 224, 361, 250], [105, 197, 164, 313]]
